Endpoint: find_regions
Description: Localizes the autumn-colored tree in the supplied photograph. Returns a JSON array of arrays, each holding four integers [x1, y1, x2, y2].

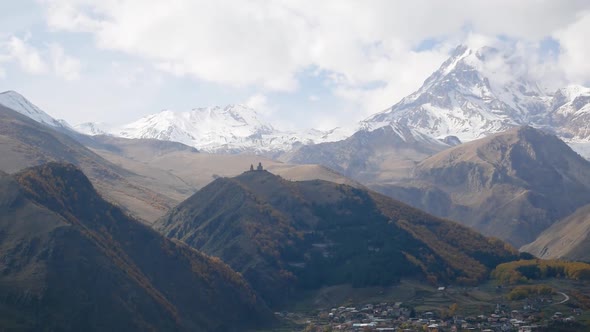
[[304, 323, 316, 332], [449, 303, 458, 316]]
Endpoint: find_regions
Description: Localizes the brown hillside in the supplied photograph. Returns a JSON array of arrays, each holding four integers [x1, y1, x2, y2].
[[0, 106, 189, 222], [155, 170, 518, 307], [521, 203, 590, 262], [375, 126, 590, 247], [0, 163, 272, 331]]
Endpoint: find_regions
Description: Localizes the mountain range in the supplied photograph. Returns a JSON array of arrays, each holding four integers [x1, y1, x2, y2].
[[288, 46, 590, 169], [3, 45, 590, 257], [2, 41, 590, 330], [275, 46, 590, 258], [76, 104, 351, 155], [67, 45, 590, 159], [0, 95, 359, 225], [2, 45, 589, 164]]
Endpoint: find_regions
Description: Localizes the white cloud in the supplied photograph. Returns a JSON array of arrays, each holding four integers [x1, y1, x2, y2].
[[0, 0, 575, 130], [110, 62, 161, 88], [0, 36, 47, 74], [245, 93, 274, 116], [40, 0, 590, 120], [42, 0, 102, 32], [0, 35, 82, 81], [44, 0, 306, 91], [554, 11, 590, 85], [49, 43, 81, 80], [333, 45, 451, 116]]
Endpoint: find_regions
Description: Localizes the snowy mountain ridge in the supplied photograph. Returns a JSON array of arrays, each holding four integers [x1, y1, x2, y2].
[[0, 91, 67, 128], [548, 85, 590, 142], [2, 44, 590, 158], [81, 104, 353, 154], [75, 122, 112, 136]]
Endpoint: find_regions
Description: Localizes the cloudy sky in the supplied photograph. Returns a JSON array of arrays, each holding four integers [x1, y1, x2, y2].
[[1, 0, 589, 130]]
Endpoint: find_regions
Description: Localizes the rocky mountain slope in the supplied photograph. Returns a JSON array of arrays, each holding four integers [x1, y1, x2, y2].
[[0, 104, 192, 222], [547, 85, 590, 141], [155, 170, 519, 307], [521, 203, 590, 262], [0, 163, 272, 331], [281, 124, 450, 184], [360, 45, 550, 142], [357, 45, 589, 150], [375, 126, 590, 247]]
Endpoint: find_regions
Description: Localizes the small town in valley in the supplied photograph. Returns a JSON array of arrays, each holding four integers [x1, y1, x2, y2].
[[278, 282, 588, 332]]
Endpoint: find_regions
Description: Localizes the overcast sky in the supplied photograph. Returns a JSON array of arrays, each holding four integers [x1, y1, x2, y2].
[[1, 1, 589, 130]]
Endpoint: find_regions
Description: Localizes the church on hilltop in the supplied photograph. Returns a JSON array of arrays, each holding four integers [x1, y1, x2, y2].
[[249, 162, 264, 172]]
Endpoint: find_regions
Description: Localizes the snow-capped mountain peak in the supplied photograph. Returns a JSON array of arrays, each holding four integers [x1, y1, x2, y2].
[[74, 122, 112, 136], [116, 104, 273, 148], [70, 44, 589, 156], [435, 44, 472, 77], [0, 90, 65, 128], [552, 85, 590, 107], [361, 45, 549, 142], [189, 104, 275, 135], [548, 85, 590, 143], [91, 104, 350, 154]]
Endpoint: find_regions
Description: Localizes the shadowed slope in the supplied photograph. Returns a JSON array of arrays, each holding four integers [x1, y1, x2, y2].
[[156, 170, 518, 307], [0, 163, 272, 331]]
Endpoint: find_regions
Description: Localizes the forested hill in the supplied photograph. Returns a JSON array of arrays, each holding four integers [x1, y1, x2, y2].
[[0, 163, 272, 331], [156, 170, 520, 307]]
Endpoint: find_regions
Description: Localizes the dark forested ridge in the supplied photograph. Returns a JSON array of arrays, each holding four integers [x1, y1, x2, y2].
[[0, 163, 272, 331], [156, 170, 519, 307]]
